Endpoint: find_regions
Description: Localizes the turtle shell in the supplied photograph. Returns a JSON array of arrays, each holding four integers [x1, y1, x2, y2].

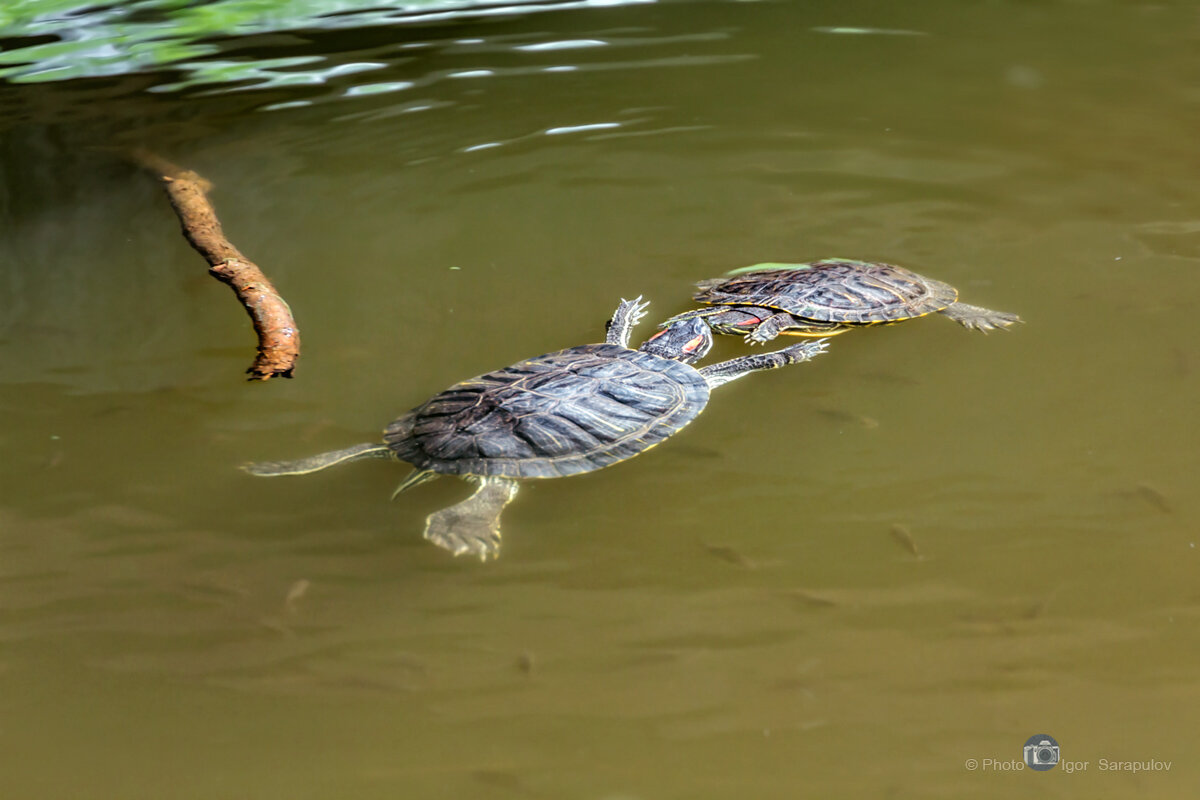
[[383, 343, 709, 479], [695, 259, 959, 325]]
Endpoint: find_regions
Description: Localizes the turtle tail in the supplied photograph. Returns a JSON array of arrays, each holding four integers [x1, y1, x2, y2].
[[242, 442, 392, 476]]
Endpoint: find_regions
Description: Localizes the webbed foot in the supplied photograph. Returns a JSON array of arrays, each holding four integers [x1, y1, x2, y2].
[[422, 478, 519, 562], [425, 510, 502, 560], [941, 302, 1022, 332]]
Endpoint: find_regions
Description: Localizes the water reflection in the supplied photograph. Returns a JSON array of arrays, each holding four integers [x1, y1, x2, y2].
[[0, 0, 658, 85], [152, 31, 749, 108]]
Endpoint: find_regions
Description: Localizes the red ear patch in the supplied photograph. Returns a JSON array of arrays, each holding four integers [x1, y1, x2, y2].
[[682, 334, 706, 353], [738, 316, 762, 327], [646, 329, 667, 341]]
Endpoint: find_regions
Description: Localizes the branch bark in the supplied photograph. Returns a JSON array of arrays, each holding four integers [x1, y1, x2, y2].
[[133, 150, 300, 380]]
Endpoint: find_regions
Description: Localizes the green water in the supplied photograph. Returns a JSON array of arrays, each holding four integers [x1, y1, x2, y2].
[[2, 1, 1199, 797]]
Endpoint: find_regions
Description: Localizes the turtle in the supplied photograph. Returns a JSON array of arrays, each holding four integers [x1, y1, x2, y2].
[[244, 298, 829, 561], [663, 258, 1022, 344]]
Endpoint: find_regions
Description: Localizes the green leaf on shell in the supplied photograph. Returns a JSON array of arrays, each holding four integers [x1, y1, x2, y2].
[[724, 262, 812, 276]]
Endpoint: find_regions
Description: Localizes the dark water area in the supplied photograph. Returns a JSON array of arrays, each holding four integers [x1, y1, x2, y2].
[[2, 1, 1199, 797]]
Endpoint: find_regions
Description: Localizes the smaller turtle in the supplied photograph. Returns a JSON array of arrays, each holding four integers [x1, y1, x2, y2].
[[244, 299, 828, 561], [664, 258, 1022, 344]]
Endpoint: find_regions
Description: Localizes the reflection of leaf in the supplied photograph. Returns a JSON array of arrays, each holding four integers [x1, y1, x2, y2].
[[147, 55, 366, 93], [0, 0, 641, 86]]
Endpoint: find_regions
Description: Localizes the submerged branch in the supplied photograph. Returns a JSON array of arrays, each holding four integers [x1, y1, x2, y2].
[[132, 149, 300, 380]]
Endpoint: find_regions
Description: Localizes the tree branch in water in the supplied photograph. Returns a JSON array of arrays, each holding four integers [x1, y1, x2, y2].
[[133, 150, 300, 380]]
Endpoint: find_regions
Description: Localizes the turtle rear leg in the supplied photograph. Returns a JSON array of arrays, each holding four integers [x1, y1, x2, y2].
[[424, 477, 519, 561], [242, 442, 391, 476], [940, 302, 1022, 332]]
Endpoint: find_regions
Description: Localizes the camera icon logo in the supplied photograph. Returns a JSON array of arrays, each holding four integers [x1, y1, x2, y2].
[[1023, 734, 1060, 771]]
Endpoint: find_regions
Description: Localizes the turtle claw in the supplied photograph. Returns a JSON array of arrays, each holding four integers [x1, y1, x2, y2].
[[621, 296, 651, 329], [789, 338, 830, 360], [607, 297, 651, 347], [941, 302, 1022, 333], [970, 311, 1022, 332]]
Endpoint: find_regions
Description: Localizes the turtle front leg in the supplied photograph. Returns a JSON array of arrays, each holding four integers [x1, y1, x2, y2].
[[743, 312, 799, 344], [744, 312, 843, 344], [939, 301, 1023, 332], [699, 339, 830, 388], [605, 297, 650, 348], [423, 477, 519, 561]]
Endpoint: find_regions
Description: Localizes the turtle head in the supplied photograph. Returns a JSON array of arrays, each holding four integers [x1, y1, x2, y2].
[[637, 316, 713, 364]]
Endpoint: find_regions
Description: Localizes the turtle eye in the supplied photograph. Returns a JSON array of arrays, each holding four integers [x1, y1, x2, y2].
[[646, 329, 667, 341], [682, 334, 707, 353]]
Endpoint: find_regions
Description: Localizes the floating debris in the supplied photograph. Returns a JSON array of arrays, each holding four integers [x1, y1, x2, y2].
[[817, 407, 880, 429], [471, 770, 528, 794], [704, 542, 756, 568], [1020, 597, 1050, 621], [889, 524, 922, 558], [284, 578, 311, 612], [1134, 483, 1172, 514], [784, 589, 839, 609]]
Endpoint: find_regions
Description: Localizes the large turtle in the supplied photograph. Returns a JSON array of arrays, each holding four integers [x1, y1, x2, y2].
[[664, 259, 1021, 344], [244, 299, 828, 561]]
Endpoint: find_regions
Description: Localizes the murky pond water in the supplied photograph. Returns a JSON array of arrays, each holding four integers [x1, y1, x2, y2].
[[2, 1, 1199, 797]]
